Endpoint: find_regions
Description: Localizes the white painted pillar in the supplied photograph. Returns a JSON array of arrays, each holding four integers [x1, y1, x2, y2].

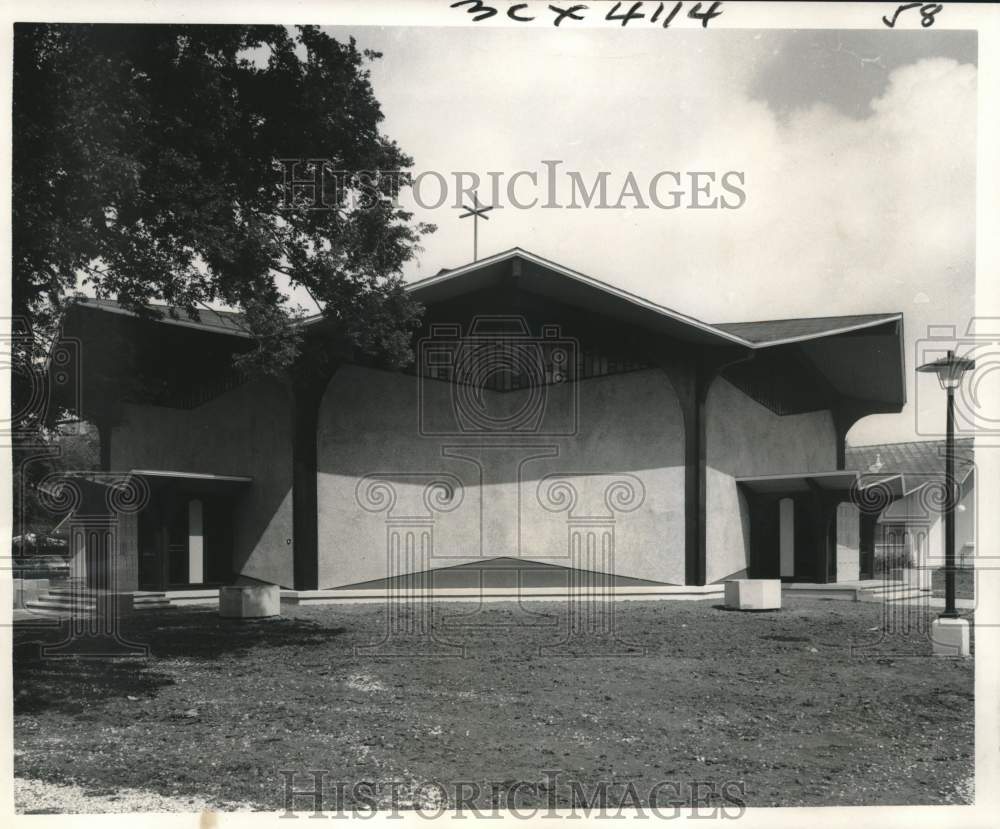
[[188, 499, 204, 585], [835, 502, 860, 583], [779, 498, 795, 578]]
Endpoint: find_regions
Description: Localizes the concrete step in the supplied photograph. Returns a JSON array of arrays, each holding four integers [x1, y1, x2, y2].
[[161, 589, 219, 600], [24, 598, 96, 615], [858, 588, 930, 604], [132, 598, 171, 609], [861, 583, 927, 596], [167, 597, 218, 607], [47, 587, 105, 599], [34, 588, 217, 612], [29, 591, 97, 605]]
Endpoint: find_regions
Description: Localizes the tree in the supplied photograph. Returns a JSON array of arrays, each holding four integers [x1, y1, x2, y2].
[[12, 424, 100, 539], [13, 23, 433, 377]]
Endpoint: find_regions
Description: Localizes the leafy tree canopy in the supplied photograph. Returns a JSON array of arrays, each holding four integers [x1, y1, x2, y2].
[[13, 23, 433, 376]]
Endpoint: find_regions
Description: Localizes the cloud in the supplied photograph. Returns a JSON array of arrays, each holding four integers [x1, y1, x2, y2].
[[332, 29, 978, 443]]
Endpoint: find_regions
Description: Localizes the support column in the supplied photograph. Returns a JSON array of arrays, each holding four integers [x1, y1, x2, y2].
[[290, 350, 341, 591], [833, 399, 889, 470], [659, 355, 701, 585], [188, 498, 204, 585], [659, 345, 753, 586], [95, 417, 113, 472], [804, 481, 839, 584]]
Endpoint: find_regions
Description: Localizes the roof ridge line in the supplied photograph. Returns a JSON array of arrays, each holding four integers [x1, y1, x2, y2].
[[847, 437, 975, 449]]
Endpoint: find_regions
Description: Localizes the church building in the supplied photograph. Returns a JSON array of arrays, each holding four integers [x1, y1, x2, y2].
[[50, 248, 907, 599]]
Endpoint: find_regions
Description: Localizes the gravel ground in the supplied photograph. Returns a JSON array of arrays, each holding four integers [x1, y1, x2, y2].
[[14, 598, 974, 811], [15, 776, 257, 814]]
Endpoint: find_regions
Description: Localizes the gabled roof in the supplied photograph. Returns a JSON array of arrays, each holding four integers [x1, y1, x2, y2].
[[65, 249, 903, 351], [405, 248, 903, 349], [846, 439, 975, 484], [406, 247, 747, 347], [714, 314, 904, 346], [71, 297, 252, 338], [57, 247, 907, 418]]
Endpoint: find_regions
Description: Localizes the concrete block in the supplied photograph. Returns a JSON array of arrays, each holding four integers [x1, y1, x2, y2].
[[931, 617, 970, 657], [13, 578, 49, 609], [219, 584, 280, 619], [724, 579, 781, 611]]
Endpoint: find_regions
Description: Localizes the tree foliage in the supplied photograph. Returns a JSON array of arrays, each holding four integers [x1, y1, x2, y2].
[[13, 23, 433, 374], [12, 426, 100, 537]]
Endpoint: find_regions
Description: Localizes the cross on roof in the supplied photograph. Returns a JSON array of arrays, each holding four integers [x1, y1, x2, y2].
[[458, 193, 494, 262]]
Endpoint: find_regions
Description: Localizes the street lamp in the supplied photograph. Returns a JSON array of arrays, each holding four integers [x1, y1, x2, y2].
[[917, 349, 974, 654]]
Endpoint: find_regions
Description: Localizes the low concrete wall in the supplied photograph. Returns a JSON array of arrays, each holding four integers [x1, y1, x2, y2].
[[13, 578, 49, 609]]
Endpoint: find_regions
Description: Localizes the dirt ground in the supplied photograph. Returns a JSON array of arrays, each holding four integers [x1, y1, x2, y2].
[[932, 568, 976, 600], [13, 597, 974, 812]]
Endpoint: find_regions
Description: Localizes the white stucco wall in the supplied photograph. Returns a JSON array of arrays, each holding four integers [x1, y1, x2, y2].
[[704, 377, 837, 584], [110, 377, 294, 586], [316, 366, 686, 589]]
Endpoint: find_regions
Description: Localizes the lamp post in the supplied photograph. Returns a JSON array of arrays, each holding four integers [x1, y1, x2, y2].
[[917, 350, 974, 653]]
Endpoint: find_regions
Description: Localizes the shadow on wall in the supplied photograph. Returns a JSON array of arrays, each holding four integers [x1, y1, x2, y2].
[[112, 377, 295, 586], [704, 376, 837, 585], [315, 365, 687, 588]]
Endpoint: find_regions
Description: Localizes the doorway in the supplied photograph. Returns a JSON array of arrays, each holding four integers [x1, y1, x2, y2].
[[139, 493, 235, 589]]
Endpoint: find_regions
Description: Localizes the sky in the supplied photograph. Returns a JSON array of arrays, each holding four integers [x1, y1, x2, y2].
[[306, 25, 977, 447]]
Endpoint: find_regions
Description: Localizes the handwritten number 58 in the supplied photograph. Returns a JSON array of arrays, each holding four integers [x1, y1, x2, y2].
[[883, 3, 942, 28]]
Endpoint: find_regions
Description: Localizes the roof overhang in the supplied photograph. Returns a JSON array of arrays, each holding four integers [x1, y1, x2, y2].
[[64, 298, 253, 339], [53, 248, 907, 419], [736, 470, 905, 500], [129, 469, 253, 494], [39, 471, 253, 504]]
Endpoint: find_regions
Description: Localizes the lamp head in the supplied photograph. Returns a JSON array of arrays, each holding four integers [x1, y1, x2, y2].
[[917, 350, 975, 390]]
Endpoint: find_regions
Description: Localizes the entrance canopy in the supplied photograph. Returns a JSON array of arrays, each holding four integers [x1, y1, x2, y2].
[[737, 471, 907, 584], [736, 470, 905, 499], [129, 469, 253, 494], [40, 470, 253, 517]]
